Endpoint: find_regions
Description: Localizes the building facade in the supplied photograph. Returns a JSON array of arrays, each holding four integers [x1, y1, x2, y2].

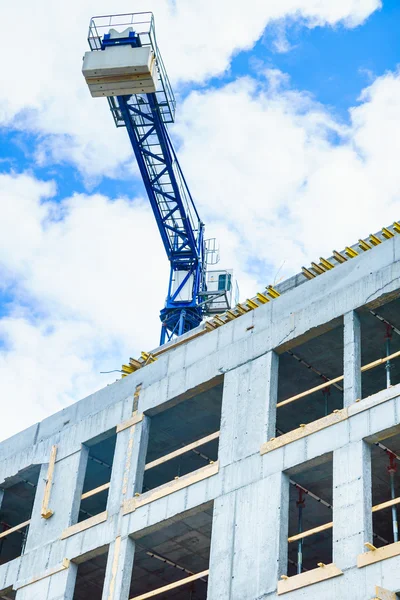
[[1, 233, 400, 600]]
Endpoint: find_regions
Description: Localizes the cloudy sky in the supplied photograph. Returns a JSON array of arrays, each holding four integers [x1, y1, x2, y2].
[[1, 0, 400, 440]]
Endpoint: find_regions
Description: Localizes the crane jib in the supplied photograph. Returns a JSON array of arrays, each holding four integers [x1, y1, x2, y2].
[[83, 14, 235, 345], [117, 94, 200, 264]]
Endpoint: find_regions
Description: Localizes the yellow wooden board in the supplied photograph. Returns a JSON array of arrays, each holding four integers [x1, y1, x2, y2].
[[375, 586, 397, 600], [357, 541, 400, 568], [123, 462, 219, 515], [15, 559, 70, 590], [41, 444, 58, 519], [116, 411, 144, 433], [277, 563, 343, 595], [60, 511, 108, 540], [261, 409, 348, 455]]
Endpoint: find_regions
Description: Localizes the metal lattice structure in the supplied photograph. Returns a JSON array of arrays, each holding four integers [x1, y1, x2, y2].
[[86, 13, 207, 344]]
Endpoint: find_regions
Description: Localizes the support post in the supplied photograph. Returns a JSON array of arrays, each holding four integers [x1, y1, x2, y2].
[[219, 351, 278, 467], [25, 446, 89, 552], [207, 472, 289, 600], [343, 310, 362, 407], [101, 536, 135, 600], [333, 441, 372, 569]]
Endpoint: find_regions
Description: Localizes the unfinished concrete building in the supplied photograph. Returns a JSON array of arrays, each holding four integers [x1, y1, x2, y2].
[[2, 226, 400, 600]]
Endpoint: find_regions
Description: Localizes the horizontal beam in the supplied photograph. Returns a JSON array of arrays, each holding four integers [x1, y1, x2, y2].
[[0, 519, 30, 539], [277, 376, 344, 408], [361, 349, 400, 373], [129, 569, 209, 600], [372, 496, 400, 513], [123, 462, 219, 515], [277, 563, 343, 595], [81, 482, 110, 501], [288, 521, 333, 543], [277, 349, 400, 409], [145, 431, 219, 471]]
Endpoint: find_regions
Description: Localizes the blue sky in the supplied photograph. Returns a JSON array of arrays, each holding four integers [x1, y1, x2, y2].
[[1, 0, 400, 439]]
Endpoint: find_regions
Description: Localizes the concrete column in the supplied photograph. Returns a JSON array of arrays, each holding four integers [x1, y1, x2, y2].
[[207, 472, 289, 600], [101, 536, 135, 600], [333, 441, 372, 570], [15, 563, 78, 600], [343, 310, 362, 407], [218, 351, 279, 467], [25, 447, 89, 552], [130, 416, 150, 497]]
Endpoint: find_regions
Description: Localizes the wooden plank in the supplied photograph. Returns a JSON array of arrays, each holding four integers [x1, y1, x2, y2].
[[274, 349, 400, 411], [372, 496, 400, 513], [361, 349, 400, 373], [277, 563, 343, 595], [60, 511, 108, 540], [41, 444, 58, 519], [15, 559, 70, 590], [260, 409, 348, 455], [123, 462, 219, 515], [288, 521, 333, 543], [144, 432, 220, 471], [357, 540, 400, 568], [129, 569, 209, 600], [81, 482, 110, 500], [375, 586, 397, 600], [107, 536, 121, 600], [117, 412, 144, 433], [277, 375, 344, 408], [0, 519, 30, 540]]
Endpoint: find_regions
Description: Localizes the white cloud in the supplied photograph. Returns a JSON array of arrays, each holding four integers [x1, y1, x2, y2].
[[0, 172, 169, 438], [2, 0, 398, 443], [0, 0, 380, 177], [2, 66, 400, 441], [169, 67, 400, 286]]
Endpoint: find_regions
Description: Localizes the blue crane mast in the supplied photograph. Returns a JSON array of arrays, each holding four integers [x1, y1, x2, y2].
[[83, 13, 220, 345]]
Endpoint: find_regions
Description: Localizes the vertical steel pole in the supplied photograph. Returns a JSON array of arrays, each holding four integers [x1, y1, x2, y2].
[[296, 489, 305, 574], [178, 309, 186, 336], [322, 386, 330, 417], [385, 325, 392, 389], [388, 453, 398, 543]]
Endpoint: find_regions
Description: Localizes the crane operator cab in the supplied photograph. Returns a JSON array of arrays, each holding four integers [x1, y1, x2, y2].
[[82, 28, 157, 97]]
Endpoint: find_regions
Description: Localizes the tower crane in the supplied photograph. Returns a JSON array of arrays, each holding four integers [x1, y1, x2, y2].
[[82, 12, 237, 345]]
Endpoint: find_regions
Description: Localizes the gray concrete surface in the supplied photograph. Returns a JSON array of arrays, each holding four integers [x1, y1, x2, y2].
[[1, 236, 400, 598]]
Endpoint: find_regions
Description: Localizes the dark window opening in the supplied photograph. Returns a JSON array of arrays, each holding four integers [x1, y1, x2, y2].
[[78, 431, 117, 523], [276, 322, 344, 437], [371, 431, 400, 548], [142, 382, 223, 493], [73, 549, 108, 600], [286, 456, 333, 577], [129, 503, 213, 600], [0, 587, 16, 599], [0, 464, 40, 565], [359, 297, 400, 400]]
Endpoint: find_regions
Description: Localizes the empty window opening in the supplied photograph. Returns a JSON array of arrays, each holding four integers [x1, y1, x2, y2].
[[276, 323, 343, 437], [129, 503, 213, 600], [142, 382, 223, 493], [371, 432, 400, 548], [78, 431, 117, 523], [286, 456, 333, 577], [73, 549, 108, 600], [359, 298, 400, 400], [0, 587, 15, 599], [0, 464, 40, 565]]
